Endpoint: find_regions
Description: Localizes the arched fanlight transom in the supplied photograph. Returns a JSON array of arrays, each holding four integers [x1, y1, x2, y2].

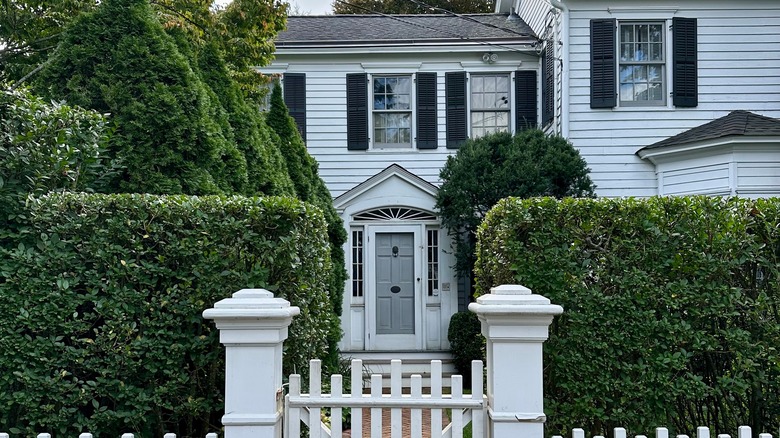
[[353, 207, 437, 222]]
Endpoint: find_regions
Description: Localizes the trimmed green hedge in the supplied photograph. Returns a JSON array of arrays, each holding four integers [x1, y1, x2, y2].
[[476, 197, 780, 436], [0, 193, 337, 437]]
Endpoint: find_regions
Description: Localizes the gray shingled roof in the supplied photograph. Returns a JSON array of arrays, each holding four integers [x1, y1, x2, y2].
[[275, 14, 537, 46], [640, 110, 780, 152]]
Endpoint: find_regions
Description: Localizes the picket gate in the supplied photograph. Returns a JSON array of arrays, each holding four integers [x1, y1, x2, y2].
[[284, 359, 486, 438]]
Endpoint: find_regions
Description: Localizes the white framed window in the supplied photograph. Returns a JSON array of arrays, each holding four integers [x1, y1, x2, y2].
[[372, 75, 413, 148], [618, 22, 666, 105], [470, 73, 511, 138], [426, 227, 439, 297], [351, 228, 364, 298]]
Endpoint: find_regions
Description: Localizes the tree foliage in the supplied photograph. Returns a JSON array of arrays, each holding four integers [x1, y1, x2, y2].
[[332, 0, 494, 14], [186, 37, 295, 196], [0, 85, 113, 224], [0, 0, 98, 85], [1, 0, 287, 97], [476, 196, 780, 436], [265, 82, 348, 369], [36, 0, 250, 195], [436, 129, 595, 282]]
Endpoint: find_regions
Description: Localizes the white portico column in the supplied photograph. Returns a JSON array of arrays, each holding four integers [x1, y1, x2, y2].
[[469, 284, 564, 438], [203, 289, 300, 438]]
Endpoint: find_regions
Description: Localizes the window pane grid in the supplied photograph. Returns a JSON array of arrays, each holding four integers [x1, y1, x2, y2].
[[427, 228, 439, 296], [619, 22, 665, 105], [471, 74, 510, 137], [352, 229, 364, 297], [373, 75, 412, 147]]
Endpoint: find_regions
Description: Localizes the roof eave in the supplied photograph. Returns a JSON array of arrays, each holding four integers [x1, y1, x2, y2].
[[275, 38, 537, 48], [637, 135, 780, 162]]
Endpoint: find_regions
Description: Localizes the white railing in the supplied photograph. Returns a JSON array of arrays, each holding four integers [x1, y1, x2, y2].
[[0, 434, 218, 438], [285, 358, 486, 438], [554, 426, 777, 438]]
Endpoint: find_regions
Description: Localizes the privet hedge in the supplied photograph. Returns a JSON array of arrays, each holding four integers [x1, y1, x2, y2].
[[476, 197, 780, 437], [0, 193, 338, 437]]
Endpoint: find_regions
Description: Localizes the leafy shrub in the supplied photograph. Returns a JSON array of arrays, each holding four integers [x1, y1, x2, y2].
[[436, 129, 595, 286], [0, 193, 338, 437], [0, 86, 112, 219], [476, 196, 780, 436], [447, 311, 483, 387]]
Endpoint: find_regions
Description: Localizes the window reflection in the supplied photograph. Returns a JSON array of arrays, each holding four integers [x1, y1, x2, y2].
[[619, 22, 665, 105]]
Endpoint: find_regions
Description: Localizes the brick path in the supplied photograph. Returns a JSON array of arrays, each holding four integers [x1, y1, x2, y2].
[[342, 408, 450, 438]]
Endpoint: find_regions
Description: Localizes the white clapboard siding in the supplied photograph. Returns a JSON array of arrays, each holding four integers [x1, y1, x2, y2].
[[267, 48, 541, 198], [285, 359, 486, 438], [555, 0, 780, 197], [551, 426, 777, 438]]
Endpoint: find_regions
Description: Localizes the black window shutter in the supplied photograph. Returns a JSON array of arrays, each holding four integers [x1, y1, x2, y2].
[[673, 17, 698, 107], [541, 47, 555, 126], [283, 73, 307, 141], [346, 73, 369, 150], [515, 70, 538, 131], [445, 71, 467, 149], [416, 72, 438, 149], [590, 19, 616, 109]]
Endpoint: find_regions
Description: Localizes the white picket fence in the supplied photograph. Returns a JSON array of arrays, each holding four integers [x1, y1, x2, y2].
[[284, 358, 486, 438], [554, 426, 777, 438]]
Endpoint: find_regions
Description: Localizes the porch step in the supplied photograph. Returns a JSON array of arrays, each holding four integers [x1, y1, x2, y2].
[[340, 350, 457, 388]]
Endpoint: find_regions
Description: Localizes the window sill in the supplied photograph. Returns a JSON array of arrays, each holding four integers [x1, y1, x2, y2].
[[361, 147, 439, 153], [606, 105, 676, 112]]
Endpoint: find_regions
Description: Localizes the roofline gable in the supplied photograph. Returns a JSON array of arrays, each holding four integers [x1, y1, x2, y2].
[[333, 164, 439, 210]]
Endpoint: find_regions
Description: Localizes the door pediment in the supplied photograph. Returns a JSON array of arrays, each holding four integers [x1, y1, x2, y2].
[[334, 164, 439, 215]]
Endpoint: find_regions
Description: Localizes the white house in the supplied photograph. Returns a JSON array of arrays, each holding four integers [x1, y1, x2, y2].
[[262, 1, 780, 361], [506, 0, 780, 196], [261, 13, 542, 366]]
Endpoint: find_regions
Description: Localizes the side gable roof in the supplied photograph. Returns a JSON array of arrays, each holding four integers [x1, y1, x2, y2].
[[638, 111, 780, 153], [276, 14, 537, 47]]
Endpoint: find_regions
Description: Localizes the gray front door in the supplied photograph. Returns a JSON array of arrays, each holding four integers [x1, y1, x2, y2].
[[375, 233, 415, 334]]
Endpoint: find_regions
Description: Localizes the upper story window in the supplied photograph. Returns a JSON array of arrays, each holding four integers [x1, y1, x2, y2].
[[346, 70, 538, 151], [470, 74, 510, 138], [619, 22, 665, 105], [590, 17, 698, 109], [373, 75, 413, 148]]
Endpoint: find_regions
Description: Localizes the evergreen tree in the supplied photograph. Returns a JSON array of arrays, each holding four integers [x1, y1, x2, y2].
[[185, 37, 295, 196], [36, 0, 244, 195], [265, 82, 348, 370], [266, 83, 317, 199]]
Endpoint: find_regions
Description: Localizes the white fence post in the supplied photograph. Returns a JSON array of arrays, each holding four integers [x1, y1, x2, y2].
[[468, 284, 563, 438], [203, 289, 300, 438]]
